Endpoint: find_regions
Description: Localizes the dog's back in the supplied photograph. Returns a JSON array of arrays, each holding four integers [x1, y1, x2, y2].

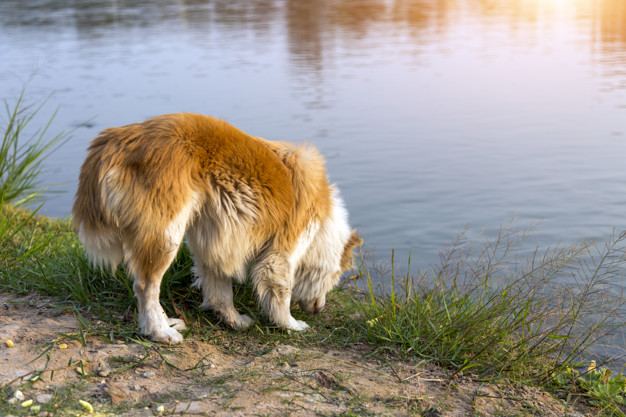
[[72, 114, 328, 270], [72, 113, 358, 344]]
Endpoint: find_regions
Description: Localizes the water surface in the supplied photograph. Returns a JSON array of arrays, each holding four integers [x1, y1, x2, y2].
[[1, 0, 626, 275]]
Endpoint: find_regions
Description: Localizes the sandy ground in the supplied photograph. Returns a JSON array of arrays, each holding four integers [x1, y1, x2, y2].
[[0, 292, 595, 416]]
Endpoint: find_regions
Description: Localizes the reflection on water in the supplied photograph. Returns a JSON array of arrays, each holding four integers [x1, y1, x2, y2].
[[1, 0, 626, 271]]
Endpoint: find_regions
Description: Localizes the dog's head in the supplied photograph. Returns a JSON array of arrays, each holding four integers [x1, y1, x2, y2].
[[296, 229, 363, 315]]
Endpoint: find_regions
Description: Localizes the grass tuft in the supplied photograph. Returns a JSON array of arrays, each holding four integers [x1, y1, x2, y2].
[[0, 87, 70, 267], [1, 88, 70, 206], [358, 225, 626, 378], [354, 224, 626, 413]]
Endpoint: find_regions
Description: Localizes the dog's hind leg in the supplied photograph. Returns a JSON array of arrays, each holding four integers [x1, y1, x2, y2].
[[252, 251, 309, 331], [191, 261, 254, 330], [76, 223, 123, 272], [125, 239, 186, 344]]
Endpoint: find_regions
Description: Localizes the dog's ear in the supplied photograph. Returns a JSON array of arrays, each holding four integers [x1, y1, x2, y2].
[[340, 230, 363, 271], [348, 230, 363, 248]]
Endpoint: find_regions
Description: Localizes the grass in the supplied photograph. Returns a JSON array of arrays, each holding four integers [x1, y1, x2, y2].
[[355, 225, 626, 414], [0, 87, 70, 268], [1, 89, 70, 206], [358, 226, 626, 376], [0, 203, 52, 267]]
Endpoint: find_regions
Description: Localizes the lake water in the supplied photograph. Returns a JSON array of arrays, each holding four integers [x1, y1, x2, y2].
[[1, 0, 626, 276]]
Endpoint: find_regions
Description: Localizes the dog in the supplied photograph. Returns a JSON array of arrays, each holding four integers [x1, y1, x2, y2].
[[72, 113, 362, 344]]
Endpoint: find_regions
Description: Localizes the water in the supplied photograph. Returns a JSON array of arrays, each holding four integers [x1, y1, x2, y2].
[[1, 0, 626, 273]]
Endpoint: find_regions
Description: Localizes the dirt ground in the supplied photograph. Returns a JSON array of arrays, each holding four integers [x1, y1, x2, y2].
[[0, 292, 595, 416]]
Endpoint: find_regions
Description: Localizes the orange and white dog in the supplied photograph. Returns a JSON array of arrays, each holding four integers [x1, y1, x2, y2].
[[72, 113, 361, 344]]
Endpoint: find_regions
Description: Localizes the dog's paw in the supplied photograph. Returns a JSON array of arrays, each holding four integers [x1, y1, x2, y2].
[[287, 317, 310, 332], [167, 318, 187, 331], [230, 314, 254, 330], [151, 326, 184, 345]]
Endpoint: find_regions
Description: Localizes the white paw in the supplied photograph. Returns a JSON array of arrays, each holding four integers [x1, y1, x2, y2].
[[167, 318, 187, 331], [150, 326, 184, 345], [287, 317, 310, 332]]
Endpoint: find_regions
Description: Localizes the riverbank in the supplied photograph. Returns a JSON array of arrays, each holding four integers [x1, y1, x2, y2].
[[1, 206, 625, 416]]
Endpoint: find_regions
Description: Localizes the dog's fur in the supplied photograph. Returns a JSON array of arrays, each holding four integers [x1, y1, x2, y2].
[[72, 113, 362, 344]]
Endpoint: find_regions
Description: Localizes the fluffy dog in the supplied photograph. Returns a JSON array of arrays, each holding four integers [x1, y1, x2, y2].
[[72, 113, 362, 344]]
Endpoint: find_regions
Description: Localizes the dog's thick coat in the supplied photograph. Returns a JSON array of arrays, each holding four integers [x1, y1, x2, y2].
[[72, 113, 361, 343]]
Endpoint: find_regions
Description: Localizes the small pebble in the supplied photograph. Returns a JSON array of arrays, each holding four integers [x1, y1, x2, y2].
[[141, 371, 155, 378], [157, 405, 165, 413], [13, 390, 25, 401], [36, 393, 53, 404], [98, 368, 111, 377]]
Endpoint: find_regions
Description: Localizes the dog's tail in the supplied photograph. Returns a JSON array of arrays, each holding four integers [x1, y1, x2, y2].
[[72, 132, 124, 272], [266, 141, 332, 218]]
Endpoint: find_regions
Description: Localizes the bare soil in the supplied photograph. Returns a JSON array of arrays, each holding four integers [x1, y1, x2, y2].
[[0, 292, 594, 416]]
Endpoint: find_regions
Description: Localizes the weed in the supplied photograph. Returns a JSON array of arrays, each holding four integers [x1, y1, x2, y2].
[[553, 362, 626, 416]]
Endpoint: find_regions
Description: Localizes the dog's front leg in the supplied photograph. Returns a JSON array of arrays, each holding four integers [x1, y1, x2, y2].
[[193, 262, 254, 330], [252, 252, 309, 331]]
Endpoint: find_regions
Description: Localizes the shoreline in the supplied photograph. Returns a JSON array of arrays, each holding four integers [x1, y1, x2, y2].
[[0, 291, 595, 417]]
